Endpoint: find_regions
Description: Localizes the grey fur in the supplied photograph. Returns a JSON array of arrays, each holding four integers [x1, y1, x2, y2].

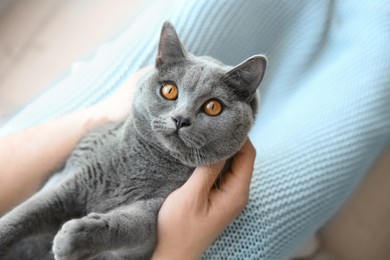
[[0, 22, 266, 260]]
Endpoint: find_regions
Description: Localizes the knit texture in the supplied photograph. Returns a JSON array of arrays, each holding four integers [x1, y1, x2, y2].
[[1, 0, 390, 259]]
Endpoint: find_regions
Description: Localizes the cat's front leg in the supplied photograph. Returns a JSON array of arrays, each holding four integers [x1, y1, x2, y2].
[[0, 184, 81, 257], [53, 198, 164, 260]]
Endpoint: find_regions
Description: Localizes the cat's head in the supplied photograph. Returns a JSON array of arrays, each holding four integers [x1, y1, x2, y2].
[[132, 22, 266, 167]]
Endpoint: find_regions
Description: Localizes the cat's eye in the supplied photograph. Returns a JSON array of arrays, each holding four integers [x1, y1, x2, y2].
[[203, 99, 222, 116], [161, 82, 178, 100]]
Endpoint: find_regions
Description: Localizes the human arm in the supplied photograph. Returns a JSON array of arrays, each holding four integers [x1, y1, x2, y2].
[[0, 66, 151, 214], [152, 139, 256, 260]]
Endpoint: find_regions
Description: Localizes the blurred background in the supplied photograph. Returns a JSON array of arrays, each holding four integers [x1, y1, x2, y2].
[[0, 0, 143, 121]]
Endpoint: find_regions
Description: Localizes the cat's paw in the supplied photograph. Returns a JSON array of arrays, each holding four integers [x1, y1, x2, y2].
[[53, 213, 106, 260], [52, 219, 90, 260]]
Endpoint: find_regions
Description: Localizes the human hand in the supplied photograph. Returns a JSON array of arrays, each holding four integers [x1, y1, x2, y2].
[[0, 65, 154, 215], [152, 139, 256, 260], [86, 65, 153, 126]]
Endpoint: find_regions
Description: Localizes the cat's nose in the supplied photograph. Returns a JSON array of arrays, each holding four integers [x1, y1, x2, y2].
[[172, 116, 191, 130]]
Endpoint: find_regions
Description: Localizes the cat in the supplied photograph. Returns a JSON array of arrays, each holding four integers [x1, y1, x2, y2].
[[0, 21, 267, 260]]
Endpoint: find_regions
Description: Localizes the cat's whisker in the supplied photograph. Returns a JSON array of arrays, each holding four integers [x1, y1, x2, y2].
[[195, 148, 202, 165], [192, 148, 198, 165]]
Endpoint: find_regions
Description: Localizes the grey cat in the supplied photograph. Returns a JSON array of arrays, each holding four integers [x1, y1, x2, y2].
[[0, 22, 266, 260]]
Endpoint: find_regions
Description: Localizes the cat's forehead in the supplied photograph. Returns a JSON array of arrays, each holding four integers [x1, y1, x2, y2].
[[157, 60, 230, 96]]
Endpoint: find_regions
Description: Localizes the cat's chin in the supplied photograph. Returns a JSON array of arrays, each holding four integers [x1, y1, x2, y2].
[[158, 135, 203, 166], [160, 139, 223, 167], [160, 134, 187, 153]]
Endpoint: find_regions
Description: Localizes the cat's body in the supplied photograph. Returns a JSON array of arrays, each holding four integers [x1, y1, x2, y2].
[[0, 22, 266, 259]]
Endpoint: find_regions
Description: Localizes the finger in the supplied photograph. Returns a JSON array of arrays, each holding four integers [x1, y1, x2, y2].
[[228, 138, 256, 192], [114, 65, 153, 97], [182, 160, 226, 195], [210, 139, 256, 214]]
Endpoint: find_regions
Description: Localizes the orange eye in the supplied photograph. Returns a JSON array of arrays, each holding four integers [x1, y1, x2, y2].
[[204, 99, 222, 116], [161, 82, 178, 100]]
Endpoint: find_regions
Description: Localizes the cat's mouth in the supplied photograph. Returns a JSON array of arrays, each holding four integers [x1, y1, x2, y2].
[[151, 118, 204, 150], [156, 133, 181, 153], [161, 131, 203, 152], [162, 132, 189, 150]]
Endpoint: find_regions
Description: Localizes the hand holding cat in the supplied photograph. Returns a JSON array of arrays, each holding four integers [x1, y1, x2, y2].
[[87, 65, 153, 125], [0, 66, 151, 214], [152, 139, 256, 260]]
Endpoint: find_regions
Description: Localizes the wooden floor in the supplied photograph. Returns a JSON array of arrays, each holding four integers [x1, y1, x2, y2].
[[0, 1, 390, 259], [0, 0, 142, 120]]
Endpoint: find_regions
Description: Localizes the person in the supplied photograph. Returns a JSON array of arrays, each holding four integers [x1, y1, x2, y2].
[[1, 0, 389, 259], [0, 66, 256, 259]]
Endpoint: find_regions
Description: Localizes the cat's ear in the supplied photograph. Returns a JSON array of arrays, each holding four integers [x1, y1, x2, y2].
[[156, 21, 186, 67], [227, 55, 267, 100]]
